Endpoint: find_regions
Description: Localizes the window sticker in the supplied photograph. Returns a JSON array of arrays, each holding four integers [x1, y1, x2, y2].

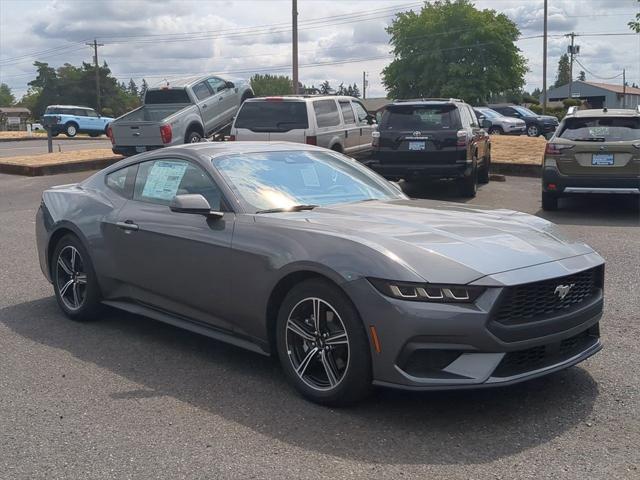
[[300, 165, 320, 187], [142, 161, 188, 201]]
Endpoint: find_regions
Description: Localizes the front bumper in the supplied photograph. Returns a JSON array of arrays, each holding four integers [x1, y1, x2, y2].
[[542, 165, 640, 195], [503, 125, 526, 135], [343, 255, 604, 390]]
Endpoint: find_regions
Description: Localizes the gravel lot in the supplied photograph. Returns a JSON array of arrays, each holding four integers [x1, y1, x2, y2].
[[0, 171, 638, 479]]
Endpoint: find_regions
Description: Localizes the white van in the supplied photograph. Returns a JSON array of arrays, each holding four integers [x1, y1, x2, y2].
[[230, 95, 375, 158]]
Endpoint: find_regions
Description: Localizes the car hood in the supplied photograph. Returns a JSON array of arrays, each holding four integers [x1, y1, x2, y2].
[[537, 115, 559, 123], [259, 199, 594, 284]]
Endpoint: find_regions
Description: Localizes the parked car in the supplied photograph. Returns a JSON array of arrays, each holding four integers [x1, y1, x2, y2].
[[488, 104, 559, 137], [230, 95, 375, 158], [365, 98, 491, 197], [42, 105, 114, 137], [30, 122, 45, 132], [542, 106, 640, 210], [36, 141, 604, 406], [473, 107, 526, 135], [109, 75, 253, 156]]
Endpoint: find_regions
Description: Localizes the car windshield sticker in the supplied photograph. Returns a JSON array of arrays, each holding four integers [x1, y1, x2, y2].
[[300, 166, 320, 187], [142, 161, 188, 201]]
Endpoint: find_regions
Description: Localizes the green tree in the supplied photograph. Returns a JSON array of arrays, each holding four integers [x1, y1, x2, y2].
[[554, 54, 571, 88], [336, 82, 346, 95], [629, 1, 640, 32], [0, 83, 16, 106], [319, 81, 333, 95], [250, 74, 293, 96], [382, 0, 527, 104], [578, 70, 586, 81], [28, 61, 60, 117], [139, 79, 148, 100], [351, 83, 361, 98], [128, 79, 138, 97]]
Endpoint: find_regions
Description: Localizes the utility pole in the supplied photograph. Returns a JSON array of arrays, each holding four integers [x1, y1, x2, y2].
[[566, 32, 576, 100], [362, 71, 367, 99], [542, 0, 548, 114], [623, 68, 626, 108], [86, 39, 104, 112], [292, 0, 299, 94]]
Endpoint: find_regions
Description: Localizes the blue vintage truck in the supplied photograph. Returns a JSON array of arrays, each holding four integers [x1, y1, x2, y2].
[[42, 105, 114, 137]]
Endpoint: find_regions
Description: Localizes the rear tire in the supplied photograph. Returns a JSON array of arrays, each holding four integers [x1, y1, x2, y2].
[[460, 159, 478, 198], [52, 234, 102, 322], [276, 278, 372, 406], [186, 131, 202, 143], [542, 191, 559, 211]]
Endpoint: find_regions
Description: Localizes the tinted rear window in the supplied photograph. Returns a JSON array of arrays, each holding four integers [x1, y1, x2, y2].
[[558, 117, 640, 141], [234, 101, 309, 132], [380, 105, 461, 130], [144, 89, 191, 104], [313, 99, 341, 128]]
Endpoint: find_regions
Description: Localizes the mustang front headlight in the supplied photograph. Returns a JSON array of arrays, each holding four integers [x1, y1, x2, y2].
[[368, 278, 485, 303]]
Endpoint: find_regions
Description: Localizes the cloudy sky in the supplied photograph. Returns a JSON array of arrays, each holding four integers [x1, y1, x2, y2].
[[0, 0, 638, 100]]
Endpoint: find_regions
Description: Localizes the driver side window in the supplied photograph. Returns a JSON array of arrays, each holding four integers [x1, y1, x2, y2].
[[133, 159, 223, 210]]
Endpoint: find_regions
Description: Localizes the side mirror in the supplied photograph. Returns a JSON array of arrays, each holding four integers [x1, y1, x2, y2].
[[225, 81, 235, 89], [481, 119, 491, 129], [366, 114, 376, 125], [170, 194, 223, 218]]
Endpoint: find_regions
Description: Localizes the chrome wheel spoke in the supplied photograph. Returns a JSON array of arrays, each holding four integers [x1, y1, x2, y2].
[[287, 318, 315, 342], [72, 283, 80, 307], [59, 279, 74, 297], [320, 350, 339, 387], [57, 257, 72, 275], [312, 298, 321, 333], [325, 331, 348, 346], [70, 247, 77, 271], [296, 347, 319, 377], [75, 274, 87, 285]]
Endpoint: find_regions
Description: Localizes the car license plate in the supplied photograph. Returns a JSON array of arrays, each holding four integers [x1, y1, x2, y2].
[[592, 153, 614, 166], [135, 146, 147, 153], [408, 141, 426, 151]]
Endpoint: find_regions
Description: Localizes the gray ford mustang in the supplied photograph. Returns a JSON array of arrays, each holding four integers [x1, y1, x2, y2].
[[36, 142, 604, 405]]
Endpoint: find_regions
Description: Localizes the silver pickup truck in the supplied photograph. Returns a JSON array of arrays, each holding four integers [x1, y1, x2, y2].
[[109, 74, 253, 156]]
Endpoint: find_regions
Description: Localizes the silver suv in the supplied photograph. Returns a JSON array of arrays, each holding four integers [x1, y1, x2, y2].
[[474, 107, 526, 135], [230, 95, 375, 158]]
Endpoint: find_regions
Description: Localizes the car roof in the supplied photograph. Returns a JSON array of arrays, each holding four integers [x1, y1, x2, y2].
[[149, 74, 231, 89], [568, 108, 640, 118], [46, 105, 93, 110], [244, 95, 359, 103], [390, 98, 464, 106]]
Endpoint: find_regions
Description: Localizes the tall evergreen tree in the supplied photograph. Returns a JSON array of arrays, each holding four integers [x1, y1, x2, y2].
[[554, 54, 571, 88]]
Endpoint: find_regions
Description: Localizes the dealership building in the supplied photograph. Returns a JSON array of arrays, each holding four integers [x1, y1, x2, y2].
[[543, 81, 640, 109]]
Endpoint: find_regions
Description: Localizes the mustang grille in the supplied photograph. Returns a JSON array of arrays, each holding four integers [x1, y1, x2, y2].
[[494, 267, 601, 325]]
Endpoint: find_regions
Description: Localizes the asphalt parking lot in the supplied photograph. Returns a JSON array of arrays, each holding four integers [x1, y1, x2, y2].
[[1, 171, 638, 479], [0, 139, 112, 157]]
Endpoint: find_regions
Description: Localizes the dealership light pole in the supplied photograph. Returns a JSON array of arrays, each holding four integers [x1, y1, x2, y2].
[[542, 0, 548, 114], [566, 32, 577, 99], [292, 0, 299, 94], [86, 39, 104, 113]]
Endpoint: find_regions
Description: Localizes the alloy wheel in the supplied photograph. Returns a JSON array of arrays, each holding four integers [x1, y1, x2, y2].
[[285, 297, 350, 391], [55, 245, 87, 311], [527, 125, 539, 137]]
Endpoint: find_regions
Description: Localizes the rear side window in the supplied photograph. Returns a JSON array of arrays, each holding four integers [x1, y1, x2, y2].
[[86, 110, 99, 117], [313, 99, 341, 128], [339, 101, 355, 124], [234, 101, 309, 132], [558, 117, 640, 141], [352, 102, 369, 124], [73, 109, 87, 117], [144, 89, 191, 104], [105, 164, 137, 198], [380, 105, 461, 130], [192, 82, 212, 101]]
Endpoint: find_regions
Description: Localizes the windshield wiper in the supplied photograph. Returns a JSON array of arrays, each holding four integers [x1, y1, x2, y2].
[[572, 137, 606, 142], [256, 204, 319, 214]]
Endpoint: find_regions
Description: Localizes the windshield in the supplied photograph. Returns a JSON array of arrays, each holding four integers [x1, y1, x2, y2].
[[213, 150, 405, 212], [234, 101, 308, 132], [380, 104, 461, 130], [558, 117, 640, 141], [476, 108, 500, 119], [145, 89, 191, 104], [513, 106, 537, 117]]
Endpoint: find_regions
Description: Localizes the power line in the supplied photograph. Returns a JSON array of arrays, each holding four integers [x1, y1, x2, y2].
[[574, 58, 624, 80]]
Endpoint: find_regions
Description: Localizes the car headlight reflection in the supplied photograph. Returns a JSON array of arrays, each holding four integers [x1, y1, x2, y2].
[[368, 278, 485, 303]]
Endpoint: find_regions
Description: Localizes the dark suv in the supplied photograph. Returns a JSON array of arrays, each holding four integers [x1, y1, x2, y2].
[[489, 104, 559, 137], [364, 99, 491, 197]]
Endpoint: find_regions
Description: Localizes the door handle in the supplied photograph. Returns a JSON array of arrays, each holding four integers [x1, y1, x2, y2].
[[116, 221, 139, 232]]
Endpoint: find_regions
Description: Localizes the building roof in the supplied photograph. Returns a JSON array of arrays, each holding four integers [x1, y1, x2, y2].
[[361, 97, 392, 112], [583, 82, 640, 96], [0, 107, 31, 114]]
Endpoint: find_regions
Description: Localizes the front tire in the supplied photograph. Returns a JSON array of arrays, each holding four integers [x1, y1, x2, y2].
[[488, 126, 503, 135], [276, 278, 372, 406], [527, 124, 540, 137], [52, 234, 102, 321], [460, 159, 478, 198], [478, 149, 491, 184], [65, 123, 78, 137]]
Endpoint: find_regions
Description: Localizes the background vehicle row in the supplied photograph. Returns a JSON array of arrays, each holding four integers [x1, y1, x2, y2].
[[42, 105, 113, 137]]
